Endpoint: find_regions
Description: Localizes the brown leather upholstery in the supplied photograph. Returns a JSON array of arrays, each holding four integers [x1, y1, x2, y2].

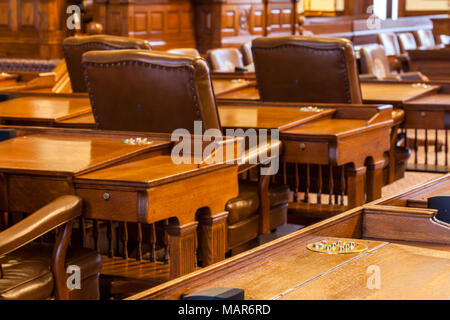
[[0, 244, 101, 300], [0, 196, 101, 300], [360, 44, 392, 78], [414, 30, 436, 47], [252, 36, 362, 104], [83, 50, 221, 133], [241, 42, 253, 65], [378, 32, 402, 56], [83, 50, 289, 253], [207, 48, 244, 72], [397, 32, 418, 53], [63, 35, 152, 92], [227, 181, 289, 251], [167, 48, 200, 57]]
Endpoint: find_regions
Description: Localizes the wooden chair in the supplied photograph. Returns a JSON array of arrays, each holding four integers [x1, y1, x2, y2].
[[359, 44, 428, 81], [82, 49, 289, 293], [377, 32, 411, 72], [241, 42, 253, 66], [251, 35, 410, 220], [0, 196, 101, 300], [397, 32, 418, 53], [207, 48, 244, 72]]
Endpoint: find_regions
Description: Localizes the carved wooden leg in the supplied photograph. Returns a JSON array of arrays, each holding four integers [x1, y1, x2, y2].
[[166, 221, 198, 279], [197, 211, 228, 267], [366, 160, 385, 202], [345, 166, 366, 208]]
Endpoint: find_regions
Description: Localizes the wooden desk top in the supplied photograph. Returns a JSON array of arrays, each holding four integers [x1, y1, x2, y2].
[[74, 154, 224, 188], [216, 82, 441, 105], [374, 173, 450, 208], [218, 105, 335, 130], [361, 82, 440, 103], [130, 235, 450, 300], [0, 96, 91, 123], [281, 118, 371, 139], [212, 79, 254, 97], [403, 93, 450, 107], [0, 133, 168, 176]]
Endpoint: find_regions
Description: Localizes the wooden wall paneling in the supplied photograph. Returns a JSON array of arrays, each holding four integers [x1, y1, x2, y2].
[[0, 0, 67, 59]]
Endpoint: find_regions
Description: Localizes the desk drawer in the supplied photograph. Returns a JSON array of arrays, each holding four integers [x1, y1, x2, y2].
[[403, 111, 448, 129], [76, 188, 140, 222], [282, 141, 329, 164]]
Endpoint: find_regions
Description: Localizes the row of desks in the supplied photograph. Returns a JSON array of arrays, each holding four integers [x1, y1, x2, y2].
[[129, 173, 450, 300]]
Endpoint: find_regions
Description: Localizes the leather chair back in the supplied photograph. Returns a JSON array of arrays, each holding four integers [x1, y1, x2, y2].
[[359, 44, 392, 78], [207, 48, 244, 72], [252, 36, 362, 104], [414, 29, 436, 47], [82, 50, 221, 133], [63, 35, 152, 92], [397, 32, 418, 53], [377, 32, 401, 56], [167, 48, 200, 57], [241, 42, 253, 65]]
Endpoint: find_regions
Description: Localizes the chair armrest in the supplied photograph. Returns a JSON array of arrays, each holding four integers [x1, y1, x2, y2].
[[359, 74, 378, 80], [398, 72, 429, 82], [0, 195, 82, 257], [238, 139, 282, 174]]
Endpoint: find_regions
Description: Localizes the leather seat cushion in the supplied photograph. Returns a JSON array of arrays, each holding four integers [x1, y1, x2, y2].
[[394, 146, 411, 162], [226, 181, 290, 225], [227, 214, 259, 250], [226, 181, 260, 225], [392, 108, 405, 125], [0, 243, 101, 300], [269, 184, 290, 207]]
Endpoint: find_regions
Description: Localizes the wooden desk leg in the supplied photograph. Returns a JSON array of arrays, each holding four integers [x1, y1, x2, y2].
[[166, 221, 198, 279], [198, 211, 228, 267], [345, 166, 366, 208], [366, 160, 385, 202]]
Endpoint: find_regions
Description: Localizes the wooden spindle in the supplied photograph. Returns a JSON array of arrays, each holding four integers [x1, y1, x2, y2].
[[80, 217, 87, 247], [328, 166, 333, 205], [446, 129, 448, 167], [340, 166, 345, 206], [136, 223, 143, 261], [425, 129, 428, 165], [435, 130, 439, 166], [317, 165, 322, 204], [122, 222, 128, 259], [94, 219, 101, 252], [414, 129, 418, 164], [163, 219, 169, 264], [294, 163, 299, 202], [283, 161, 287, 185], [304, 164, 310, 203], [107, 220, 114, 258], [149, 223, 156, 262]]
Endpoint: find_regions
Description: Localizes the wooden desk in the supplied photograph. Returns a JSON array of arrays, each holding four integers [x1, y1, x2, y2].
[[128, 173, 450, 300], [216, 82, 441, 104], [218, 101, 393, 215], [0, 97, 91, 126], [0, 127, 240, 279], [361, 82, 440, 105]]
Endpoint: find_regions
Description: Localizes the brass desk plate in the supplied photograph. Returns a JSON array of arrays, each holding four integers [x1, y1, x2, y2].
[[307, 239, 368, 254]]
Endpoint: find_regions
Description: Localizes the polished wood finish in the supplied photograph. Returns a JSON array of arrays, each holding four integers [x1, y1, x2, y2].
[[0, 97, 90, 125], [0, 0, 67, 59], [128, 174, 450, 300], [0, 126, 241, 279]]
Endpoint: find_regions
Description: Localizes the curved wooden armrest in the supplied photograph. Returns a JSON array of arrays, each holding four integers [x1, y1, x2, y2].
[[0, 195, 82, 257], [238, 140, 282, 173]]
